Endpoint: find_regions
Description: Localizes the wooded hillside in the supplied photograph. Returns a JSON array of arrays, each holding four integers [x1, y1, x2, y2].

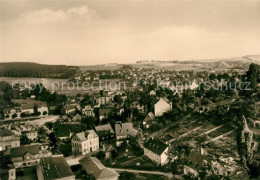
[[0, 62, 78, 78]]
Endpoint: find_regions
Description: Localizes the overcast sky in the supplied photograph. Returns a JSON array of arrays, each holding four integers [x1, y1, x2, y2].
[[1, 0, 259, 65]]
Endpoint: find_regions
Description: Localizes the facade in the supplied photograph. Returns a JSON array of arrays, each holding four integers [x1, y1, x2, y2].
[[80, 156, 119, 180], [154, 97, 172, 117], [22, 130, 38, 141], [143, 139, 169, 165], [71, 130, 99, 155], [95, 123, 115, 146], [36, 155, 75, 180], [96, 96, 112, 105], [0, 129, 20, 151], [83, 105, 95, 117]]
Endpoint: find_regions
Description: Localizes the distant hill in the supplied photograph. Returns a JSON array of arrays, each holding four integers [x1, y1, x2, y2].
[[214, 61, 231, 69], [0, 62, 78, 78]]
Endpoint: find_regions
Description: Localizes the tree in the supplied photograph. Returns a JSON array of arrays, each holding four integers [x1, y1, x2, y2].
[[81, 117, 96, 130], [96, 151, 105, 159], [119, 172, 136, 180], [59, 140, 72, 157], [12, 113, 17, 119], [33, 104, 38, 116], [48, 132, 57, 150], [113, 95, 123, 105], [20, 134, 30, 145], [167, 147, 179, 178]]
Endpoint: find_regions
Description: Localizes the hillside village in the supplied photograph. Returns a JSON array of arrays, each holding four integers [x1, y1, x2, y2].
[[0, 62, 260, 180]]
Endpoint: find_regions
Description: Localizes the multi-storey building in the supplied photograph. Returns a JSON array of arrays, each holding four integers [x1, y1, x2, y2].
[[143, 138, 169, 165], [71, 130, 99, 155], [22, 130, 38, 141]]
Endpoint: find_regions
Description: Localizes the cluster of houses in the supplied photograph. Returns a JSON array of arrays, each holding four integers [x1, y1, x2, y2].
[[3, 99, 49, 119]]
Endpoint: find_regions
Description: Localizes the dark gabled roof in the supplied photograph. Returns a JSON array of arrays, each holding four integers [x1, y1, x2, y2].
[[40, 156, 74, 180], [10, 144, 40, 158], [143, 139, 168, 156]]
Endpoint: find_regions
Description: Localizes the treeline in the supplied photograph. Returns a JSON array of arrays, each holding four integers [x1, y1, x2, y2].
[[0, 62, 78, 78]]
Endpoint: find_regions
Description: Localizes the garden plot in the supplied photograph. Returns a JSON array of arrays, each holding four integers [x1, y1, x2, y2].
[[166, 121, 217, 143], [204, 131, 239, 158]]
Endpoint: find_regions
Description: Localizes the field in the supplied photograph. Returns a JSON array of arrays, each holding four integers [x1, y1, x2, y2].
[[80, 64, 122, 71]]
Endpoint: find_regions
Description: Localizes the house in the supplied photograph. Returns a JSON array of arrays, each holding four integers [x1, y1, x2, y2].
[[71, 130, 99, 155], [95, 123, 115, 146], [10, 144, 51, 168], [183, 151, 210, 177], [21, 102, 48, 116], [183, 165, 199, 176], [22, 130, 38, 141], [80, 156, 119, 180], [99, 108, 112, 121], [102, 144, 115, 159], [189, 81, 199, 90], [143, 112, 155, 128], [72, 114, 82, 121], [0, 129, 20, 151], [149, 90, 156, 96], [3, 108, 21, 119], [75, 76, 81, 80], [143, 138, 169, 165], [63, 104, 76, 115], [130, 101, 145, 113], [84, 76, 91, 81], [83, 105, 95, 117], [96, 96, 112, 105], [93, 76, 100, 81], [154, 97, 172, 117], [115, 123, 137, 146], [37, 155, 75, 180]]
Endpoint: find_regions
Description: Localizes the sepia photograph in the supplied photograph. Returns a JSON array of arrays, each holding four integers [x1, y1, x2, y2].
[[0, 0, 260, 180]]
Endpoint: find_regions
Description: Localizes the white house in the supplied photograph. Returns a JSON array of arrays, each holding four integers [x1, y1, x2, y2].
[[71, 130, 99, 155], [83, 105, 95, 117], [143, 138, 169, 165], [154, 97, 172, 117]]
